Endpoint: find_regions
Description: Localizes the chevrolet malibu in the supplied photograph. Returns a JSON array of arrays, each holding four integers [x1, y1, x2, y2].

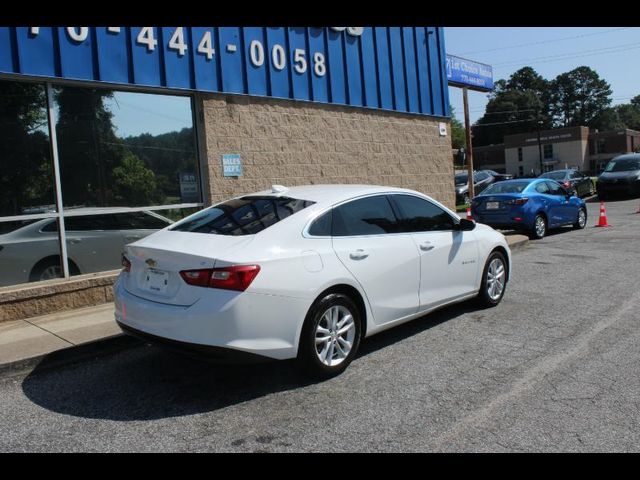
[[115, 185, 512, 377]]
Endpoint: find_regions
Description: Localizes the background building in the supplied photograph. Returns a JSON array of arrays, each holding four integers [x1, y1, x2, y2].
[[504, 126, 590, 177], [0, 26, 454, 320], [477, 126, 640, 177]]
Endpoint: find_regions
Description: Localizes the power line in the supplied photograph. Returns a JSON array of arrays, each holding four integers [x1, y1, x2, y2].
[[472, 118, 535, 127], [469, 108, 537, 115], [493, 42, 640, 69], [453, 27, 632, 56]]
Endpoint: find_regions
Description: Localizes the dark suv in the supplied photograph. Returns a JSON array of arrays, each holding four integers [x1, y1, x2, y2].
[[596, 154, 640, 200]]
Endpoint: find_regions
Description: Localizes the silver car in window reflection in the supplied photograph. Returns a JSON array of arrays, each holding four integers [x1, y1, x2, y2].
[[0, 209, 173, 287]]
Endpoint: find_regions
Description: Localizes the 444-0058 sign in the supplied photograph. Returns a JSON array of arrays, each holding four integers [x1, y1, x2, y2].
[[0, 27, 451, 117], [27, 26, 365, 78]]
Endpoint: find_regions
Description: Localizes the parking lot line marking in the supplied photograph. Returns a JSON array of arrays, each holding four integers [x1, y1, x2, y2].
[[430, 289, 640, 449]]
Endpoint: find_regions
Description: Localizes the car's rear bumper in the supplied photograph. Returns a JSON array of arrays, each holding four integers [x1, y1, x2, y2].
[[597, 181, 640, 197], [113, 277, 309, 361], [117, 321, 273, 364], [472, 212, 532, 231]]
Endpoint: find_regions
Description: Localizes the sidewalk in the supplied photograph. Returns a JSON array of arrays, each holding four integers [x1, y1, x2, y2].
[[0, 234, 529, 378], [0, 303, 129, 378]]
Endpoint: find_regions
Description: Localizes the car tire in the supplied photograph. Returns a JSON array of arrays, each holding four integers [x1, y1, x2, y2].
[[574, 207, 587, 229], [531, 214, 547, 240], [476, 250, 508, 308], [29, 257, 80, 282], [297, 293, 362, 378]]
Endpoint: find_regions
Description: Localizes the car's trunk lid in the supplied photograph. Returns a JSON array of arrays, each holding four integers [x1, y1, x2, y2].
[[474, 194, 522, 213], [122, 230, 255, 306]]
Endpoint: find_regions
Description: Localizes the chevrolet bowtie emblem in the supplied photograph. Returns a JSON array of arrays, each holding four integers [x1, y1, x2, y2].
[[145, 258, 157, 268]]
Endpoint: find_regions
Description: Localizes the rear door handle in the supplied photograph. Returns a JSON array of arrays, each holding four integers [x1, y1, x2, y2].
[[419, 242, 435, 251], [349, 249, 369, 260]]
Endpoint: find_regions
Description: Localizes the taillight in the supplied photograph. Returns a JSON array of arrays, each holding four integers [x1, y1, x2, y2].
[[180, 265, 261, 291], [507, 198, 529, 206], [121, 254, 131, 273]]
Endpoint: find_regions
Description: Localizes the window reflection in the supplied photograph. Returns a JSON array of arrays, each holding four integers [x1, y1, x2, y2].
[[54, 87, 200, 209], [0, 80, 55, 217], [64, 210, 174, 277], [0, 218, 64, 286], [0, 80, 202, 287]]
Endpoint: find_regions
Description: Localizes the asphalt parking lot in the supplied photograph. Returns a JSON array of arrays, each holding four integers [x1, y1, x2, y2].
[[1, 197, 640, 452]]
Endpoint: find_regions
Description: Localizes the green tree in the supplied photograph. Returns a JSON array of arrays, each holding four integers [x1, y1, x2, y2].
[[472, 67, 551, 147], [0, 81, 53, 216], [449, 105, 466, 150], [616, 103, 640, 131], [548, 66, 612, 128], [112, 152, 159, 206], [54, 87, 127, 207]]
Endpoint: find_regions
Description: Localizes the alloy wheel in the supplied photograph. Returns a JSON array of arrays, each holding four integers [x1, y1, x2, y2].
[[315, 305, 356, 367], [578, 209, 586, 228], [40, 265, 62, 280], [535, 216, 546, 238], [486, 258, 506, 301]]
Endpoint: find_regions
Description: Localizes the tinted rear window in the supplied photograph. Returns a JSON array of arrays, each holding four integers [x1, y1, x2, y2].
[[482, 181, 531, 194], [332, 195, 398, 236], [540, 171, 567, 180], [455, 174, 468, 185], [170, 196, 315, 235], [605, 158, 640, 172]]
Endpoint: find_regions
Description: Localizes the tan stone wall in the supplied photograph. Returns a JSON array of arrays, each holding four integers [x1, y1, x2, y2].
[[197, 94, 455, 209], [0, 271, 117, 323]]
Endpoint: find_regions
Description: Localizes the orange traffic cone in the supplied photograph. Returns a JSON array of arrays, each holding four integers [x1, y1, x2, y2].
[[595, 201, 612, 227], [466, 206, 473, 221]]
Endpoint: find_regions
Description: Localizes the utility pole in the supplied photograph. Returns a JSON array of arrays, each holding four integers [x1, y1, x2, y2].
[[463, 87, 474, 199], [536, 118, 543, 175]]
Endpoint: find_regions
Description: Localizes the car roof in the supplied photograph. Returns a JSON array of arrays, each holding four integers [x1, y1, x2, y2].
[[611, 153, 640, 161], [492, 178, 540, 185], [248, 184, 414, 205]]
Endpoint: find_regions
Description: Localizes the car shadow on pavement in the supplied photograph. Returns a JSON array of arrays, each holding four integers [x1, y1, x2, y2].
[[21, 300, 480, 422]]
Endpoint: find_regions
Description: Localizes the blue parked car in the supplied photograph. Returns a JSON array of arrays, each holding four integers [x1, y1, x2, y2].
[[470, 178, 587, 239]]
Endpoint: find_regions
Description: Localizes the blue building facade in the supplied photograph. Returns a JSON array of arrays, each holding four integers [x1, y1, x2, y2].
[[0, 26, 450, 117]]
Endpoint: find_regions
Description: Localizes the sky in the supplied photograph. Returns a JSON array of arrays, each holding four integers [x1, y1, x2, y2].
[[445, 27, 640, 125], [105, 91, 193, 138]]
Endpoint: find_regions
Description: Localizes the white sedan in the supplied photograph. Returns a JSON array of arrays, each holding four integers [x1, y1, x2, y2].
[[114, 185, 511, 376]]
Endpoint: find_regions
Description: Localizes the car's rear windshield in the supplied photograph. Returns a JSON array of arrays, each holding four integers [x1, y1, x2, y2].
[[454, 174, 468, 185], [539, 171, 567, 180], [482, 181, 531, 194], [605, 158, 640, 172], [169, 196, 315, 236]]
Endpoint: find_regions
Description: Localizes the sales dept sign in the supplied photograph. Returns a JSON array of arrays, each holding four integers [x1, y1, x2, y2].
[[222, 154, 242, 177]]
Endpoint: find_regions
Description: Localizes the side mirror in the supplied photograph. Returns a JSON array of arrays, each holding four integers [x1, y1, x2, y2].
[[455, 218, 476, 231]]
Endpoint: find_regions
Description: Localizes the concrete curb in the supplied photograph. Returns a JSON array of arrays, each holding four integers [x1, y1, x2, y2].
[[506, 235, 530, 251], [0, 334, 140, 380]]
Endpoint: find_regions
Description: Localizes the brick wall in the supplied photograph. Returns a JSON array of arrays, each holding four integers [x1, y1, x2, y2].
[[197, 94, 455, 209]]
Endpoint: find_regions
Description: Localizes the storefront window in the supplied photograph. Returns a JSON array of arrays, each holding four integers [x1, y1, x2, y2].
[[0, 79, 203, 286], [0, 81, 55, 217], [53, 87, 200, 209]]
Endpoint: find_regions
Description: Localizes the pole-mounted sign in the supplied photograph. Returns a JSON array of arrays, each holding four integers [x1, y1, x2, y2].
[[446, 54, 494, 202], [446, 54, 493, 92]]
